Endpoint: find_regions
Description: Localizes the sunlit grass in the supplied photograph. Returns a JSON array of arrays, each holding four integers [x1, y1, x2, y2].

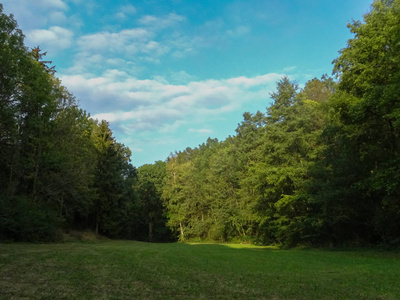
[[0, 241, 399, 299], [187, 242, 279, 250]]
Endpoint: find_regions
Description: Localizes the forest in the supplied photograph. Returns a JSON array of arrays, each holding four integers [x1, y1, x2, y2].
[[1, 0, 400, 247]]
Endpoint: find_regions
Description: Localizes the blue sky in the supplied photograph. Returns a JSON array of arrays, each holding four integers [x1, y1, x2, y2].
[[3, 0, 372, 167]]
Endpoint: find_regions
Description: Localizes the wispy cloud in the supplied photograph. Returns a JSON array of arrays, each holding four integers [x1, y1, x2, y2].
[[120, 4, 136, 15], [65, 11, 230, 74], [189, 128, 213, 134], [77, 28, 151, 52], [113, 4, 137, 20], [138, 13, 186, 30], [65, 26, 176, 74], [227, 25, 250, 37], [41, 0, 68, 10], [49, 11, 68, 24], [283, 66, 297, 72]]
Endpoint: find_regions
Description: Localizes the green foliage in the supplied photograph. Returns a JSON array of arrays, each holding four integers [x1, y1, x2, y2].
[[135, 161, 174, 242], [309, 0, 400, 245], [161, 0, 400, 247], [90, 120, 138, 238], [162, 76, 334, 245], [2, 0, 400, 247], [0, 7, 138, 242], [0, 195, 61, 242]]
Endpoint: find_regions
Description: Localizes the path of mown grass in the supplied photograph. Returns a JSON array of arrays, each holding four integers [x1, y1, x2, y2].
[[0, 241, 399, 299]]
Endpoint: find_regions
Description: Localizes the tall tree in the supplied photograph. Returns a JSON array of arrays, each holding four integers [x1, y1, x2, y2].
[[311, 0, 400, 244], [91, 120, 135, 237], [0, 5, 26, 195], [136, 161, 173, 241]]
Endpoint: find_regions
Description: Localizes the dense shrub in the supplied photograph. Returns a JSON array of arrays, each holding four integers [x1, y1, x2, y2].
[[0, 195, 62, 242]]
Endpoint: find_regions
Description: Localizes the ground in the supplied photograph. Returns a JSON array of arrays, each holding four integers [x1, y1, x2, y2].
[[0, 241, 399, 299]]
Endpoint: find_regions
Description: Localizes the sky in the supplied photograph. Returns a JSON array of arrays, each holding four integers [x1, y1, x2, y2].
[[2, 0, 372, 167]]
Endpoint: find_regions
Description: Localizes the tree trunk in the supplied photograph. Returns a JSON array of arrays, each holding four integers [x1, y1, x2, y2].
[[32, 142, 42, 201], [95, 209, 99, 235], [179, 222, 184, 241], [59, 195, 64, 217], [7, 137, 20, 197], [95, 220, 99, 235], [148, 221, 153, 242]]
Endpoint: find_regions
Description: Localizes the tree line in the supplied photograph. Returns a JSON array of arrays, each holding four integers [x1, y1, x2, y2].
[[0, 4, 172, 242], [162, 0, 400, 246], [1, 0, 400, 246]]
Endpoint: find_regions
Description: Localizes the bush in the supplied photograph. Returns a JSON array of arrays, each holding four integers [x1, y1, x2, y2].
[[0, 195, 62, 242]]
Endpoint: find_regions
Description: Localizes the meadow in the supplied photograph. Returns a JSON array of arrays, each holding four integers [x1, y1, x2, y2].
[[0, 241, 399, 299]]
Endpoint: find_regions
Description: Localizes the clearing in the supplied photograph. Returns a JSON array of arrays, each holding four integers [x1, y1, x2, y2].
[[0, 241, 399, 299]]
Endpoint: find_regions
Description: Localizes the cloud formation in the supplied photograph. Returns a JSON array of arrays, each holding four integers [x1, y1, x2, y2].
[[27, 26, 74, 50], [120, 4, 137, 15], [77, 28, 151, 53], [5, 0, 350, 166], [138, 13, 186, 30], [42, 0, 68, 10], [60, 72, 283, 136], [3, 0, 69, 29], [189, 128, 213, 134], [58, 71, 289, 165]]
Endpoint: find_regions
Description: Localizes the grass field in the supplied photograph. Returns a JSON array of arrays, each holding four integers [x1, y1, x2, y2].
[[0, 241, 399, 299]]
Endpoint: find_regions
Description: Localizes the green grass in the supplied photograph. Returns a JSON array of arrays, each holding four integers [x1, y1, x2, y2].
[[0, 241, 399, 299]]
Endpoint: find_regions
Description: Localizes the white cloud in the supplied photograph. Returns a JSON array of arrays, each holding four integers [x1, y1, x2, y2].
[[114, 12, 127, 20], [57, 9, 237, 77], [49, 11, 68, 24], [139, 15, 157, 25], [143, 41, 169, 56], [67, 25, 185, 75], [169, 70, 195, 84], [121, 4, 136, 15], [225, 73, 282, 88], [114, 5, 137, 20], [42, 0, 68, 10], [283, 66, 297, 72], [27, 26, 74, 50], [138, 13, 186, 30], [58, 71, 287, 166], [74, 28, 170, 66], [60, 72, 283, 135], [130, 147, 144, 153], [168, 33, 205, 58], [78, 28, 151, 52], [189, 128, 213, 134], [2, 0, 69, 30]]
